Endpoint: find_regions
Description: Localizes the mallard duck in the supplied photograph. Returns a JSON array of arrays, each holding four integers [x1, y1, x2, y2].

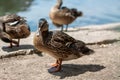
[[49, 0, 83, 31], [0, 14, 30, 48], [0, 14, 21, 32], [33, 18, 94, 73], [0, 14, 21, 23]]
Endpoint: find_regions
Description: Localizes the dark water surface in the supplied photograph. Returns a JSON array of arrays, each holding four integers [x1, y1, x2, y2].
[[0, 0, 120, 31]]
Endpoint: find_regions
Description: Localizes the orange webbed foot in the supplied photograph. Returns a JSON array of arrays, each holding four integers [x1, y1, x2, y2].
[[48, 59, 62, 73]]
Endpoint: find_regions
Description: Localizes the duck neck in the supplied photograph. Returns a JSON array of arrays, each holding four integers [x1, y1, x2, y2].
[[55, 0, 63, 9], [40, 30, 49, 44]]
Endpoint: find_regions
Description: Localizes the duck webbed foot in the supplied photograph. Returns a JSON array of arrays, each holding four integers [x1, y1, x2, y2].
[[51, 60, 59, 67], [48, 59, 62, 73], [6, 39, 19, 48]]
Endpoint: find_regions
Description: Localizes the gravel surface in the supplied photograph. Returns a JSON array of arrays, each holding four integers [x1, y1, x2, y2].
[[0, 23, 120, 80]]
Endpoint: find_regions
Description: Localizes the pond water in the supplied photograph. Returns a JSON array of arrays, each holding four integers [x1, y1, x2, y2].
[[0, 0, 120, 31]]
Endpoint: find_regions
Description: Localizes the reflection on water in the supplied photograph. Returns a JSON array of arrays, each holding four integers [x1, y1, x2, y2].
[[0, 0, 120, 31], [0, 0, 33, 15]]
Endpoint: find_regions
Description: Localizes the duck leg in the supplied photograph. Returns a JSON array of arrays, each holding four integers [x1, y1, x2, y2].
[[65, 24, 68, 32], [11, 39, 19, 47], [51, 60, 59, 67], [61, 25, 64, 32], [55, 58, 62, 72], [8, 40, 17, 48], [16, 39, 20, 47], [49, 58, 62, 73], [6, 40, 16, 48]]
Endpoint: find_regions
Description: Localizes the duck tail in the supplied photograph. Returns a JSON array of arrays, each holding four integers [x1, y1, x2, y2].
[[81, 46, 94, 55], [71, 8, 83, 17], [77, 11, 83, 17], [72, 40, 94, 55]]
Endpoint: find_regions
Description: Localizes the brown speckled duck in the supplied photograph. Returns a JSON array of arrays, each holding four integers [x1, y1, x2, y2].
[[0, 14, 21, 23], [33, 18, 94, 73], [49, 0, 83, 31], [0, 14, 30, 48]]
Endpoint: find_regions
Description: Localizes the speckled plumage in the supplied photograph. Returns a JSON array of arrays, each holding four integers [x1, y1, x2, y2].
[[0, 14, 21, 23], [33, 18, 94, 72], [49, 0, 83, 31], [0, 14, 30, 48]]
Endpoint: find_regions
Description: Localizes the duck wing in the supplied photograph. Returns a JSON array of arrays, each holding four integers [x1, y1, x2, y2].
[[46, 31, 89, 58], [50, 31, 93, 56], [48, 31, 86, 49], [48, 31, 76, 49], [5, 22, 30, 39], [56, 8, 75, 18], [0, 14, 20, 23]]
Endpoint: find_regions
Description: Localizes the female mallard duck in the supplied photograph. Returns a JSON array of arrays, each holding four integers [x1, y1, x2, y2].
[[49, 0, 83, 31], [33, 18, 94, 73], [0, 14, 30, 48], [0, 14, 21, 23]]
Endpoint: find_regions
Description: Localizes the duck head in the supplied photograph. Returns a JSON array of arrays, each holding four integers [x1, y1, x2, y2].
[[38, 18, 49, 33], [55, 0, 63, 9], [37, 18, 49, 44]]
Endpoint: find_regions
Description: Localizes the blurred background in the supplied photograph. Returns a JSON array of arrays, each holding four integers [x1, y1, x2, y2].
[[0, 0, 120, 31]]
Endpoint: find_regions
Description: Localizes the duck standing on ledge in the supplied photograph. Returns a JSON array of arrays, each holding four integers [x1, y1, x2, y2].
[[33, 18, 94, 73], [0, 14, 31, 48], [49, 0, 83, 31]]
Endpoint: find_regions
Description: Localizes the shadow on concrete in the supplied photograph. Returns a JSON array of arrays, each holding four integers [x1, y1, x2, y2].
[[2, 44, 34, 52], [1, 44, 43, 58], [49, 64, 105, 79]]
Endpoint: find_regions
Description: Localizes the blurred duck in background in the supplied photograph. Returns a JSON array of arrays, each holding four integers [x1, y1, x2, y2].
[[0, 14, 30, 48], [49, 0, 83, 31]]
